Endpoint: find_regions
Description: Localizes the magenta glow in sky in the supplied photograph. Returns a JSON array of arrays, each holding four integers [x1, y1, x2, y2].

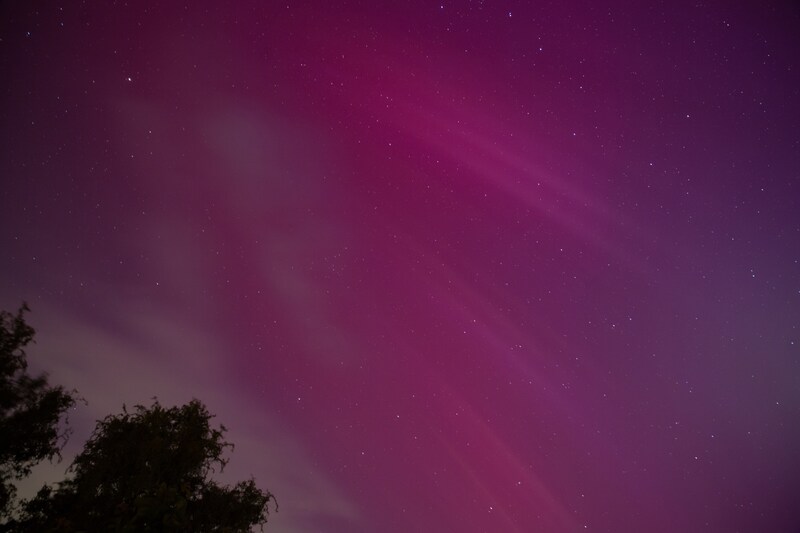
[[2, 2, 799, 532]]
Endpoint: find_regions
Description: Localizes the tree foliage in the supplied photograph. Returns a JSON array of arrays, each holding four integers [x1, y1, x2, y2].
[[17, 400, 276, 532], [0, 304, 75, 519], [0, 305, 275, 531]]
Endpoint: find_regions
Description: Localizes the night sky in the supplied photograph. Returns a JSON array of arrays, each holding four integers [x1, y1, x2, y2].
[[2, 2, 799, 532]]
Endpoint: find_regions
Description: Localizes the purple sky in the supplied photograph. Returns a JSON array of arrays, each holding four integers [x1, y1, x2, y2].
[[2, 2, 799, 532]]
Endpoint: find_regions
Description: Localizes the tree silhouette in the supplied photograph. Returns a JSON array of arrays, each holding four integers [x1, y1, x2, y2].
[[0, 306, 275, 532], [0, 304, 76, 520], [17, 400, 276, 532]]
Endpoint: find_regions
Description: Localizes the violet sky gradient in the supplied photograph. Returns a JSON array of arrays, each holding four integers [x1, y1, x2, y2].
[[2, 2, 799, 532]]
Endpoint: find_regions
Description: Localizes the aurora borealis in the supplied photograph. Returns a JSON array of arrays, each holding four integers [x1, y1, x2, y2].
[[1, 2, 799, 532]]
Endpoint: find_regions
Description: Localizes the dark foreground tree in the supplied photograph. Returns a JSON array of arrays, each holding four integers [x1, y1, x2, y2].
[[0, 304, 75, 519], [17, 400, 276, 532], [19, 400, 277, 532]]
